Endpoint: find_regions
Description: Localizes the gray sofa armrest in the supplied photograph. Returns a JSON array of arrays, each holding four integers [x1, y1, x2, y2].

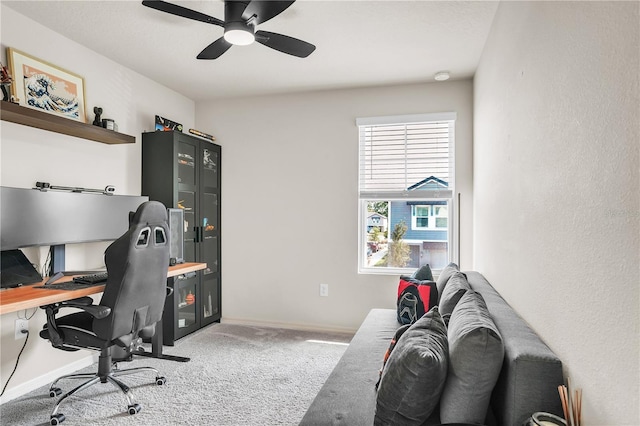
[[466, 271, 564, 426]]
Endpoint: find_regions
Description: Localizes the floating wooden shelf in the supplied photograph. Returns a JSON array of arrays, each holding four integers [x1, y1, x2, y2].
[[0, 100, 135, 145]]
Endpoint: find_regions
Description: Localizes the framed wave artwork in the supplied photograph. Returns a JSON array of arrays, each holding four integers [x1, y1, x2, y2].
[[7, 48, 86, 123]]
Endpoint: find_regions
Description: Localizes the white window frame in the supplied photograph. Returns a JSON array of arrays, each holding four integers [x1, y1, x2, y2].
[[357, 112, 457, 275]]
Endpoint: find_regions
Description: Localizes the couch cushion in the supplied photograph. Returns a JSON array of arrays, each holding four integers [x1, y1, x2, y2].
[[375, 307, 448, 426], [440, 290, 504, 424], [299, 309, 401, 426], [436, 262, 460, 301], [438, 271, 470, 324]]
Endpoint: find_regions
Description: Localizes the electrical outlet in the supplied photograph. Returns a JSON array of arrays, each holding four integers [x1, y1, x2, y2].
[[15, 319, 29, 340], [319, 283, 329, 297]]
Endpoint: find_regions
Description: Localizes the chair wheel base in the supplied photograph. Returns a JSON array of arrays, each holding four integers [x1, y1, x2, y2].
[[49, 387, 62, 397], [155, 376, 166, 385], [128, 403, 141, 415], [50, 413, 65, 425]]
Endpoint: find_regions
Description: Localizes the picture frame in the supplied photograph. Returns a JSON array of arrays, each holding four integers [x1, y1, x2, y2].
[[6, 47, 87, 123], [155, 115, 183, 132]]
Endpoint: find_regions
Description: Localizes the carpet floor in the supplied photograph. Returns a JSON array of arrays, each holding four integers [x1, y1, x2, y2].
[[0, 322, 352, 426]]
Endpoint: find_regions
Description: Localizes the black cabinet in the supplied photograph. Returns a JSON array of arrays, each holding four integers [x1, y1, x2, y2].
[[142, 131, 221, 344]]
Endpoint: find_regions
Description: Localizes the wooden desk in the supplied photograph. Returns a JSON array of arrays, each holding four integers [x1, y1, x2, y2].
[[0, 262, 206, 315], [0, 262, 206, 363]]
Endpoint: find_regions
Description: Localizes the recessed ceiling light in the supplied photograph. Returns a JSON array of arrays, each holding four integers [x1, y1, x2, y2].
[[435, 71, 450, 81]]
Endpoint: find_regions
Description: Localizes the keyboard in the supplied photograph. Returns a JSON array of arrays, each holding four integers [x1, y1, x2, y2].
[[35, 272, 108, 290], [73, 272, 108, 285], [36, 281, 105, 291]]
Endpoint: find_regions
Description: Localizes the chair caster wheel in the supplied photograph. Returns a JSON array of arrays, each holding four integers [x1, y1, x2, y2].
[[49, 387, 62, 397], [155, 376, 166, 385], [128, 403, 141, 415], [50, 413, 65, 425]]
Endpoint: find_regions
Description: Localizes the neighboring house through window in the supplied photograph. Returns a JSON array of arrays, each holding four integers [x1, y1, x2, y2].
[[357, 113, 456, 274], [366, 211, 388, 233]]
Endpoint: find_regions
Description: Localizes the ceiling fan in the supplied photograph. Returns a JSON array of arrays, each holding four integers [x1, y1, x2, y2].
[[141, 0, 316, 60]]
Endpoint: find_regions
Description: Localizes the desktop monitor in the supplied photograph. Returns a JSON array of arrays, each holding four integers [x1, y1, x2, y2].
[[0, 186, 148, 250]]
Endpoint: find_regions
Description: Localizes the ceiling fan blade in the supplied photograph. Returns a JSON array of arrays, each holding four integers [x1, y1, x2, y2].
[[242, 1, 295, 25], [142, 0, 224, 27], [255, 30, 315, 58], [197, 37, 233, 60]]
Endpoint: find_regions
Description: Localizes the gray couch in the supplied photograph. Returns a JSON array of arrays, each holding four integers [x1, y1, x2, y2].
[[300, 272, 564, 426]]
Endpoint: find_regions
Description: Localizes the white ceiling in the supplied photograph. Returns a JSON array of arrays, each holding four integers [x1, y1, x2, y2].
[[3, 0, 499, 101]]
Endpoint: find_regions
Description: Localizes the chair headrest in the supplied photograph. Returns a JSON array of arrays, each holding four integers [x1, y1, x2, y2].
[[129, 201, 167, 226]]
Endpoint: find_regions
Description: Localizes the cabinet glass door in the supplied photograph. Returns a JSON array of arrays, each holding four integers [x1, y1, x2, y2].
[[200, 145, 218, 273], [201, 277, 219, 321], [201, 146, 218, 189], [177, 139, 198, 262], [179, 188, 197, 263], [175, 275, 198, 333], [177, 142, 196, 186], [199, 144, 220, 323]]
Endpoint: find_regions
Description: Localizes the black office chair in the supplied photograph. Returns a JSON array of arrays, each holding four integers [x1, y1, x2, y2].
[[40, 201, 171, 425]]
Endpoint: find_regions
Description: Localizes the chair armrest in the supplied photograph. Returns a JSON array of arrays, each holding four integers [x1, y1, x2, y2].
[[64, 296, 94, 306], [54, 298, 111, 319], [40, 301, 111, 348], [72, 304, 111, 319]]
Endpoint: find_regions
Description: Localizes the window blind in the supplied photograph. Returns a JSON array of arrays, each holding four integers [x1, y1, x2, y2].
[[357, 113, 455, 199]]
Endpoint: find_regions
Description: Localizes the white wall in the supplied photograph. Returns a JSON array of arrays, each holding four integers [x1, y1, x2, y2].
[[474, 2, 639, 424], [196, 80, 474, 332], [0, 5, 195, 401]]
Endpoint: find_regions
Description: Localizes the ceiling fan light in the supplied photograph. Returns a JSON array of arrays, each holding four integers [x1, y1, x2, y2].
[[224, 28, 255, 46]]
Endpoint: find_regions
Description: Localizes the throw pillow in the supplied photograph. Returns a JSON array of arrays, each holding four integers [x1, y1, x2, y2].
[[440, 291, 504, 424], [438, 271, 471, 324], [375, 307, 449, 426], [436, 262, 460, 301], [375, 324, 411, 390], [397, 277, 438, 325], [411, 264, 434, 281]]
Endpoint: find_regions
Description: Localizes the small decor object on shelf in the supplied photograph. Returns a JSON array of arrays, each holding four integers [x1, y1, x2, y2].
[[189, 128, 216, 141], [1, 61, 13, 101], [6, 47, 86, 122], [102, 118, 118, 131], [186, 291, 195, 305], [203, 148, 217, 170], [92, 106, 103, 126], [155, 114, 183, 132]]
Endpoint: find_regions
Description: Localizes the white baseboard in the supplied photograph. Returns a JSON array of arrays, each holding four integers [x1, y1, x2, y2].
[[0, 354, 97, 405], [221, 316, 357, 335]]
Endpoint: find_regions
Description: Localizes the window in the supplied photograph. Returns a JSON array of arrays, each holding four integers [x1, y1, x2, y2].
[[357, 113, 456, 274], [434, 205, 448, 228], [412, 205, 430, 229], [411, 203, 448, 230]]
